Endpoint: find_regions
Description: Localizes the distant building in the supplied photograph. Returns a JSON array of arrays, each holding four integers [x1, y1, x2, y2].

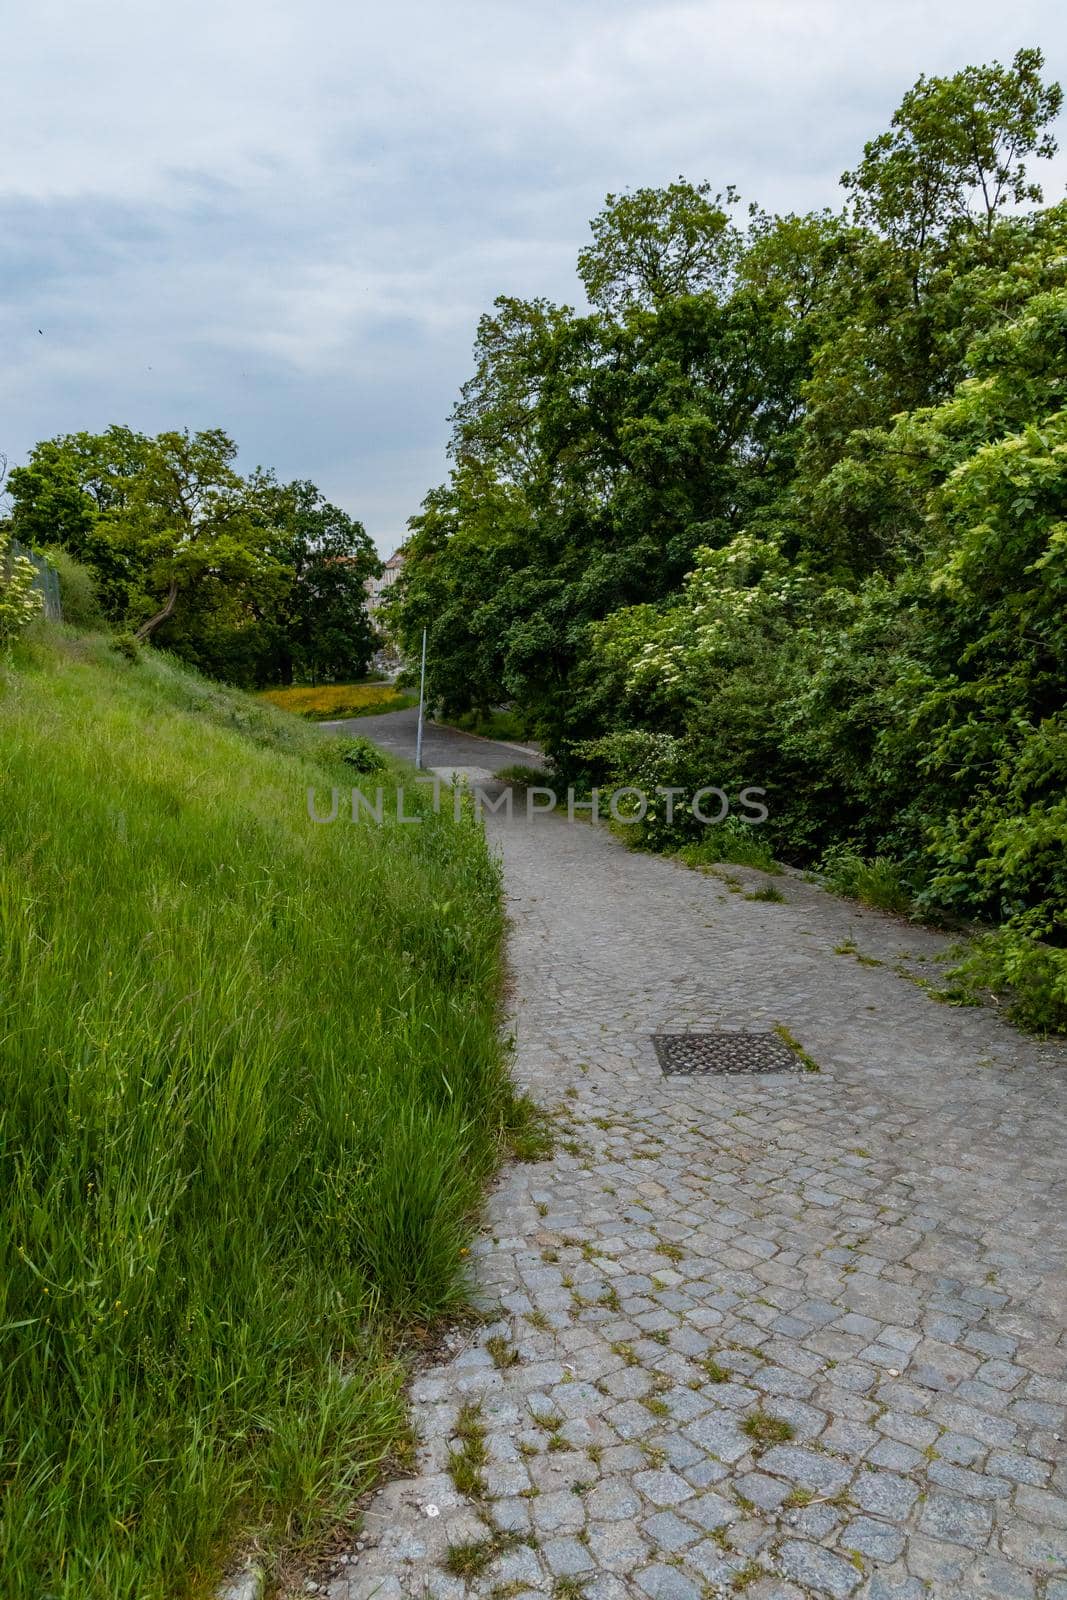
[[365, 549, 404, 619]]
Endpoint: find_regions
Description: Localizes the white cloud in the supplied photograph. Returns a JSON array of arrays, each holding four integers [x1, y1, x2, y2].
[[2, 0, 1064, 550]]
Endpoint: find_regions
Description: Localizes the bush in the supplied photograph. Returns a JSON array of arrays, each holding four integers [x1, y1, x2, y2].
[[819, 848, 915, 916], [949, 930, 1067, 1034], [0, 528, 41, 647], [318, 733, 387, 773], [492, 763, 554, 787], [110, 630, 141, 662], [39, 545, 106, 629]]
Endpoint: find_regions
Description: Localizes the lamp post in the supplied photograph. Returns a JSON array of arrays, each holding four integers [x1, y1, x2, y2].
[[414, 626, 427, 769]]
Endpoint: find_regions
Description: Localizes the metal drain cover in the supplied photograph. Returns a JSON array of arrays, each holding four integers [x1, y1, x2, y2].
[[652, 1031, 801, 1076]]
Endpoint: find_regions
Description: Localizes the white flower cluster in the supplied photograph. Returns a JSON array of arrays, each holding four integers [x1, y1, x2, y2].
[[0, 533, 43, 647]]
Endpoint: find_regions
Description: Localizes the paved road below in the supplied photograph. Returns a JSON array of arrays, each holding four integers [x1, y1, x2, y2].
[[320, 706, 543, 783], [313, 717, 1067, 1600]]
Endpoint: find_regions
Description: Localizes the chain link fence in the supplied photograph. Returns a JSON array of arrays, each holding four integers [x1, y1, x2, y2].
[[5, 540, 62, 621]]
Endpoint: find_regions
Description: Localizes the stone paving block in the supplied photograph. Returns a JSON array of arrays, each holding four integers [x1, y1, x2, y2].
[[864, 1576, 926, 1600], [585, 1519, 650, 1573], [632, 1467, 694, 1507], [530, 1487, 584, 1533], [541, 1534, 595, 1576], [839, 1513, 906, 1562], [850, 1468, 920, 1520], [927, 1458, 1010, 1501], [777, 1539, 863, 1597], [1015, 1485, 1067, 1527], [964, 1553, 1039, 1598], [918, 1490, 995, 1547], [733, 1470, 792, 1511], [757, 1444, 851, 1496], [987, 1449, 1050, 1486], [634, 1563, 703, 1600], [641, 1508, 700, 1552]]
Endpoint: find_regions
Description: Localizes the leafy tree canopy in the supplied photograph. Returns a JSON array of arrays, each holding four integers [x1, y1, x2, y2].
[[392, 46, 1067, 1027], [7, 428, 379, 687]]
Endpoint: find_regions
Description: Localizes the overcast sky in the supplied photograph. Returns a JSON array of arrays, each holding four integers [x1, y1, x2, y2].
[[2, 2, 1064, 555]]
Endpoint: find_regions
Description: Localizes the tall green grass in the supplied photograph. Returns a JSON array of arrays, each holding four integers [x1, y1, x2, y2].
[[0, 631, 518, 1599]]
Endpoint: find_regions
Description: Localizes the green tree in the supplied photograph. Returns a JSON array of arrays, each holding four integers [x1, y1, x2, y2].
[[114, 429, 286, 641], [7, 428, 378, 687], [843, 48, 1061, 252], [256, 477, 380, 684], [7, 427, 150, 615], [577, 179, 744, 314]]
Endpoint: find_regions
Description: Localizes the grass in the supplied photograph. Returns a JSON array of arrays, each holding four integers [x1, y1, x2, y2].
[[774, 1023, 821, 1073], [820, 848, 913, 916], [833, 938, 883, 967], [443, 1527, 517, 1579], [452, 707, 533, 743], [492, 763, 554, 788], [258, 680, 416, 720], [446, 1402, 489, 1500], [0, 629, 523, 1600], [740, 1410, 795, 1450], [484, 1334, 519, 1370], [676, 821, 781, 875], [731, 1559, 765, 1591], [702, 1355, 731, 1383], [745, 883, 785, 903]]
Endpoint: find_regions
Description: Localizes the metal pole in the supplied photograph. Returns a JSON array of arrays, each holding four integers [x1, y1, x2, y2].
[[415, 626, 427, 769]]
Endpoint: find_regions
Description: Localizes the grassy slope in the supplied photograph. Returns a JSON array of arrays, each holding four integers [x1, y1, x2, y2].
[[0, 630, 517, 1599]]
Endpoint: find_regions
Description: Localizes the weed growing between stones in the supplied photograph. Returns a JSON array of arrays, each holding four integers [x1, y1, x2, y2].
[[485, 1334, 520, 1369], [446, 1402, 490, 1500], [746, 884, 785, 903], [741, 1410, 796, 1451], [443, 1526, 518, 1579], [773, 1023, 821, 1073]]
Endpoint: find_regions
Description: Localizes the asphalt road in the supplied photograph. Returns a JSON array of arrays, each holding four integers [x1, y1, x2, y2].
[[320, 705, 544, 779]]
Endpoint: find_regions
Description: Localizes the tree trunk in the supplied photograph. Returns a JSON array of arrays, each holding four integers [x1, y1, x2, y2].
[[135, 581, 179, 642]]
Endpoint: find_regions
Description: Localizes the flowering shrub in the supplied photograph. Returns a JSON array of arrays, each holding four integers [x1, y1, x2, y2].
[[0, 530, 42, 647]]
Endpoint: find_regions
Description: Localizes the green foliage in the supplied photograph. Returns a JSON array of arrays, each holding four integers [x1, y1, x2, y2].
[[676, 824, 779, 874], [0, 527, 42, 646], [451, 706, 533, 742], [250, 475, 380, 686], [841, 49, 1062, 250], [949, 929, 1067, 1033], [391, 46, 1066, 1027], [492, 763, 553, 787], [7, 431, 378, 689], [110, 630, 141, 662], [0, 633, 516, 1597], [319, 733, 387, 773], [747, 883, 785, 903], [577, 178, 743, 313], [820, 849, 915, 916], [38, 544, 105, 629]]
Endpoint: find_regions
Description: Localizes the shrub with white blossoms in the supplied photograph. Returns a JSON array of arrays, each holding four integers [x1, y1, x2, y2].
[[621, 532, 818, 699], [0, 529, 42, 648], [574, 728, 694, 850]]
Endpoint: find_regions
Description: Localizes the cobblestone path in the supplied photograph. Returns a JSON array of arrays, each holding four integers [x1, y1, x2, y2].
[[322, 800, 1067, 1600]]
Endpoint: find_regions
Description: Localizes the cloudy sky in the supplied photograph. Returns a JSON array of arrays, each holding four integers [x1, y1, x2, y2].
[[2, 2, 1064, 554]]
